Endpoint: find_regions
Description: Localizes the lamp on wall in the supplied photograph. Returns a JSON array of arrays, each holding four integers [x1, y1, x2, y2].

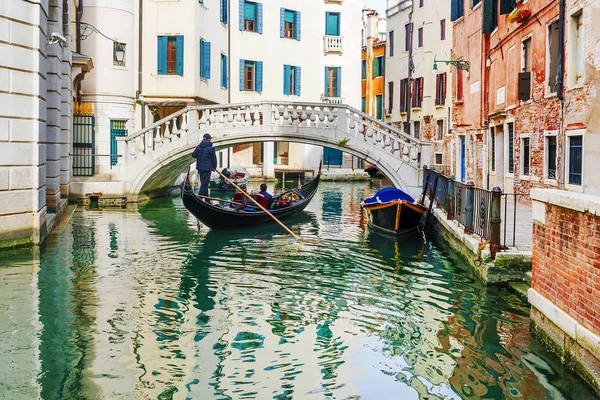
[[433, 56, 470, 72], [114, 43, 126, 64]]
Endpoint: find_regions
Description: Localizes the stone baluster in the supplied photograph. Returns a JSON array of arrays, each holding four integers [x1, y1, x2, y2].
[[164, 119, 171, 139], [180, 112, 188, 134], [171, 118, 178, 138], [253, 109, 261, 126], [187, 108, 198, 136], [244, 109, 251, 126]]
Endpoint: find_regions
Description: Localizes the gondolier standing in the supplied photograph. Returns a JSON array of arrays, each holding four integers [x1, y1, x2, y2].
[[192, 133, 217, 197]]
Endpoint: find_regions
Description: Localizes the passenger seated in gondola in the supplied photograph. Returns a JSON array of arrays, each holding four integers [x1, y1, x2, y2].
[[258, 183, 273, 208], [233, 184, 248, 211]]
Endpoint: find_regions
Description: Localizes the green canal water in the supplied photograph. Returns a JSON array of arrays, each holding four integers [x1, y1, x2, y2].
[[0, 181, 597, 399]]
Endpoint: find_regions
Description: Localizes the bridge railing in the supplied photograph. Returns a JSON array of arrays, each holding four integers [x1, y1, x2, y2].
[[119, 101, 429, 168]]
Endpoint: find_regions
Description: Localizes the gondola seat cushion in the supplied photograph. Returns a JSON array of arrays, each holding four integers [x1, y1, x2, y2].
[[254, 193, 268, 208]]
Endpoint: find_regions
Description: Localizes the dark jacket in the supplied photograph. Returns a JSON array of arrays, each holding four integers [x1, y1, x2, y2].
[[192, 139, 217, 171]]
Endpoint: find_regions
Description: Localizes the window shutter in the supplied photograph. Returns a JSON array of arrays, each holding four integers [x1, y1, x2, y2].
[[199, 39, 204, 77], [483, 0, 494, 33], [240, 58, 245, 91], [451, 0, 460, 21], [381, 57, 385, 76], [256, 60, 263, 92], [419, 77, 424, 105], [157, 36, 167, 75], [239, 0, 245, 30], [335, 67, 341, 98], [294, 11, 301, 40], [280, 8, 285, 38], [220, 0, 227, 24], [257, 3, 263, 34], [325, 12, 330, 35], [518, 72, 531, 100], [175, 35, 184, 75], [221, 55, 228, 88], [294, 66, 301, 96], [202, 41, 211, 79], [499, 0, 513, 15], [324, 68, 329, 96], [283, 64, 291, 95], [373, 57, 379, 78], [442, 73, 447, 103], [388, 81, 394, 111]]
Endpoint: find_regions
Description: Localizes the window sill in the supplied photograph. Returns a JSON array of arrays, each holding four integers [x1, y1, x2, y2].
[[198, 1, 208, 11], [411, 107, 422, 111], [435, 104, 445, 109], [155, 74, 184, 77], [544, 91, 558, 99], [519, 175, 530, 181], [453, 16, 465, 24], [543, 178, 558, 185], [472, 2, 482, 11], [453, 100, 464, 105], [221, 22, 228, 28], [220, 86, 228, 91], [112, 66, 128, 71], [519, 98, 532, 105], [565, 183, 584, 193]]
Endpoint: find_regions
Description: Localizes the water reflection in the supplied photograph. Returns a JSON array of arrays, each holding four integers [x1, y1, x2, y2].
[[0, 182, 597, 399]]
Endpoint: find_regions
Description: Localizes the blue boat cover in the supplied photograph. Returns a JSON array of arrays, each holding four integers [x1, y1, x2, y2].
[[363, 187, 415, 205]]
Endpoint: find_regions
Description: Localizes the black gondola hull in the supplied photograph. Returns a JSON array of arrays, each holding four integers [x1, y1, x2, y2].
[[363, 200, 426, 236]]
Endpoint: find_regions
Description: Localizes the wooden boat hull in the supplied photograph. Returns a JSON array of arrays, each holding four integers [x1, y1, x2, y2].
[[363, 199, 426, 236], [182, 168, 321, 230]]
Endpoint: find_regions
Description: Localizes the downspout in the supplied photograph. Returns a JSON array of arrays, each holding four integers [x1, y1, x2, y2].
[[228, 0, 231, 104], [406, 2, 414, 137], [557, 0, 565, 188], [136, 0, 145, 128], [76, 0, 83, 102]]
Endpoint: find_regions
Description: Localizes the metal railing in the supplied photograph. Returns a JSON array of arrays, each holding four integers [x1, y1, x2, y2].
[[422, 166, 505, 258]]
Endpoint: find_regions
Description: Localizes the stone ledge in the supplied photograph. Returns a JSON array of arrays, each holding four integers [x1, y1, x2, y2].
[[531, 188, 600, 216]]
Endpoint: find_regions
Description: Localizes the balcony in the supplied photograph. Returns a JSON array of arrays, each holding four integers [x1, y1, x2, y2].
[[324, 35, 343, 54], [324, 0, 343, 3]]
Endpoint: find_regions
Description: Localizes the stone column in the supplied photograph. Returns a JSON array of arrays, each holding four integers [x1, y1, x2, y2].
[[263, 142, 275, 177]]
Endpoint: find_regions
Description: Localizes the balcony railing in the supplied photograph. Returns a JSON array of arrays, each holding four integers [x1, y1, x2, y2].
[[324, 0, 343, 3], [322, 96, 343, 104], [324, 35, 343, 54]]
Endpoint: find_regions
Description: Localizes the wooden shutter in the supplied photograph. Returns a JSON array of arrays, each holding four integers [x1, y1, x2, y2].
[[388, 81, 394, 112], [202, 41, 210, 79], [335, 67, 341, 98], [451, 0, 461, 21], [324, 68, 329, 97], [239, 58, 245, 91], [294, 66, 301, 96], [175, 35, 184, 75], [283, 64, 291, 95], [280, 8, 285, 38], [483, 0, 495, 33], [257, 3, 263, 34], [294, 11, 301, 40], [239, 0, 245, 30], [157, 36, 167, 75], [518, 72, 531, 100], [373, 57, 379, 78], [442, 73, 447, 104], [256, 61, 263, 92], [499, 0, 514, 15]]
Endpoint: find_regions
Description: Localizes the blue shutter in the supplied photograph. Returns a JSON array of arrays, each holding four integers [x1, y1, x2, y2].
[[157, 36, 167, 75], [199, 39, 203, 77], [256, 61, 263, 92], [202, 41, 211, 79], [280, 8, 285, 38], [294, 11, 301, 40], [294, 66, 301, 96], [324, 67, 329, 97], [239, 0, 245, 30], [221, 0, 228, 24], [451, 0, 460, 21], [257, 2, 263, 34], [283, 64, 291, 95], [239, 58, 245, 91], [175, 35, 184, 75], [335, 67, 341, 97], [325, 12, 330, 35]]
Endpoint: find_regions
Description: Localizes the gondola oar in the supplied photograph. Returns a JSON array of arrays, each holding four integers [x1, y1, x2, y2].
[[215, 169, 300, 240]]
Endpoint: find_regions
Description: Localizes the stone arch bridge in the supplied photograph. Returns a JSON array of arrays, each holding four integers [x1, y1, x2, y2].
[[116, 101, 432, 202]]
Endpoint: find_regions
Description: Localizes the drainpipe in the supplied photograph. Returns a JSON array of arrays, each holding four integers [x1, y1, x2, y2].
[[76, 0, 82, 53], [227, 0, 231, 104], [406, 2, 414, 137], [557, 0, 565, 188], [136, 0, 145, 128]]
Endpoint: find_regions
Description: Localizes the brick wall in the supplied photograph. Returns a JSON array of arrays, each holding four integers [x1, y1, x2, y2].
[[532, 190, 600, 336]]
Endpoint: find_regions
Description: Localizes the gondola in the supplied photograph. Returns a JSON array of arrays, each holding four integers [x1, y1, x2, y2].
[[181, 164, 321, 229], [361, 187, 427, 236]]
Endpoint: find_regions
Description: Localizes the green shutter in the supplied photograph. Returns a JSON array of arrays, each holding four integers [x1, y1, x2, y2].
[[256, 61, 263, 92], [335, 67, 341, 97], [239, 0, 245, 30], [294, 66, 301, 96], [175, 35, 184, 75], [374, 57, 380, 78], [294, 11, 301, 40], [157, 36, 167, 75], [240, 58, 245, 91], [283, 64, 291, 95]]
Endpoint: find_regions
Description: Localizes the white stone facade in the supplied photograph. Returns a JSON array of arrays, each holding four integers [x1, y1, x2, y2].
[[0, 0, 78, 247]]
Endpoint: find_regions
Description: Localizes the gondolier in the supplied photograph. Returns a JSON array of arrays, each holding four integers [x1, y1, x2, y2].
[[192, 133, 217, 197]]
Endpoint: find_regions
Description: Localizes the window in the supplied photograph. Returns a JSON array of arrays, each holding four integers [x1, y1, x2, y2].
[[157, 36, 183, 76], [373, 56, 384, 78], [200, 38, 211, 79], [413, 121, 421, 139], [440, 19, 446, 41], [240, 59, 263, 92], [521, 136, 530, 176], [241, 0, 262, 34], [456, 68, 464, 101], [570, 11, 583, 86], [220, 0, 228, 24], [325, 67, 341, 98], [483, 0, 498, 33], [113, 42, 126, 67], [418, 27, 423, 48], [220, 54, 228, 88], [435, 73, 447, 106], [507, 122, 514, 173], [361, 59, 366, 80], [519, 36, 532, 100], [420, 0, 424, 7], [110, 120, 126, 166], [412, 77, 423, 108], [388, 81, 394, 113], [490, 126, 496, 172], [451, 0, 464, 21], [361, 97, 366, 112], [568, 135, 583, 185], [389, 30, 394, 56], [472, 0, 481, 6], [281, 9, 301, 40], [326, 12, 340, 36], [376, 95, 383, 119], [545, 133, 557, 179], [399, 78, 409, 112], [283, 64, 301, 96], [436, 119, 444, 140], [403, 122, 410, 135], [547, 20, 559, 93], [405, 23, 413, 51], [435, 153, 443, 165]]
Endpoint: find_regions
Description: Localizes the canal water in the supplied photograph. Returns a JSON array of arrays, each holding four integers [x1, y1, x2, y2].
[[0, 181, 597, 399]]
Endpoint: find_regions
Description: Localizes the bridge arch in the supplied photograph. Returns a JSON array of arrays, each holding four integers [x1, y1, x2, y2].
[[118, 102, 432, 201]]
